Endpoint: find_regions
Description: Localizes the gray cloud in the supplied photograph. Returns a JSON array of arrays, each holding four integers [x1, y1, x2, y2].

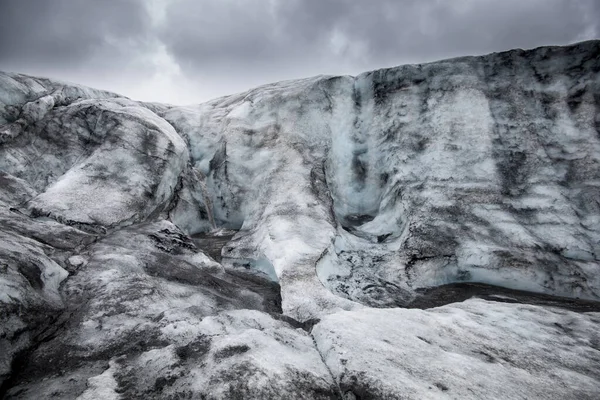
[[0, 0, 152, 71], [161, 0, 599, 70], [0, 0, 598, 104]]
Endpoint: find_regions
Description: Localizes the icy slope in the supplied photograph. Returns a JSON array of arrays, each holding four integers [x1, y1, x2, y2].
[[0, 41, 599, 398], [0, 74, 187, 232], [313, 298, 600, 399]]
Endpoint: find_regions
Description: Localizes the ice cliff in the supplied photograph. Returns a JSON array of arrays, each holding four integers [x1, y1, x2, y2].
[[1, 41, 599, 399]]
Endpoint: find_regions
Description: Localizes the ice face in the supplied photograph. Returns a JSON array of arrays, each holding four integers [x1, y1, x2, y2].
[[0, 42, 600, 398], [2, 43, 599, 317], [156, 41, 600, 315]]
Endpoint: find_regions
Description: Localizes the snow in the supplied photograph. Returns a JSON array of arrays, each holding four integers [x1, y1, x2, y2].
[[172, 310, 337, 397], [23, 101, 188, 228], [0, 229, 67, 306], [76, 361, 120, 400], [313, 298, 600, 399]]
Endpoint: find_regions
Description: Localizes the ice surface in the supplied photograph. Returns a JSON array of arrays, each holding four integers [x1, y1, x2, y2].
[[313, 298, 600, 399], [1, 41, 600, 398], [153, 41, 600, 315]]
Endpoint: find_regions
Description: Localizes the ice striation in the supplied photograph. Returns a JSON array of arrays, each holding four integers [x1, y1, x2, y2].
[[1, 41, 600, 399]]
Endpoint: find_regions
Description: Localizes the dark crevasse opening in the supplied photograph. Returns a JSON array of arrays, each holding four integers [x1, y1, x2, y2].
[[172, 166, 278, 284], [341, 214, 375, 231], [407, 282, 600, 312], [190, 230, 237, 262], [189, 228, 278, 284]]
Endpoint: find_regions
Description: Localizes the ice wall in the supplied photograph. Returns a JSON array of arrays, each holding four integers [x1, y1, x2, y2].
[[1, 41, 599, 321], [160, 41, 600, 315]]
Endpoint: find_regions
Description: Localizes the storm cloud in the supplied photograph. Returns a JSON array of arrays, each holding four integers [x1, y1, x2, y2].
[[0, 0, 598, 104]]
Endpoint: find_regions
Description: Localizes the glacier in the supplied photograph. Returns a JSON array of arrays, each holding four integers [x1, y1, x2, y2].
[[0, 41, 599, 399]]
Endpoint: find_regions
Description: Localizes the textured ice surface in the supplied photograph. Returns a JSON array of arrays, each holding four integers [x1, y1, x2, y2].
[[313, 298, 600, 399], [1, 41, 600, 398], [145, 41, 600, 318]]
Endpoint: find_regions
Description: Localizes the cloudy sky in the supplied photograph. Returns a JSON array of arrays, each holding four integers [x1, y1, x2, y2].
[[0, 0, 598, 104]]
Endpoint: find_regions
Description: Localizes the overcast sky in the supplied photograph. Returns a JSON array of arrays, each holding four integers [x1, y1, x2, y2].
[[0, 0, 598, 104]]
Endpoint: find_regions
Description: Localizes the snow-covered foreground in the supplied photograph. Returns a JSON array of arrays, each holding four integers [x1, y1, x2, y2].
[[1, 41, 599, 398], [314, 299, 600, 399]]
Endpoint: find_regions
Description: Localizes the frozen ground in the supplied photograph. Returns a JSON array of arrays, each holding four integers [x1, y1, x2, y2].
[[1, 41, 599, 398]]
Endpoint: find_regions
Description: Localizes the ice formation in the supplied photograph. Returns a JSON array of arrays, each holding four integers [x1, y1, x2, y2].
[[1, 41, 599, 399]]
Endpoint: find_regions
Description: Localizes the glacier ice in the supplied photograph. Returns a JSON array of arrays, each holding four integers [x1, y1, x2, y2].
[[1, 41, 600, 398]]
